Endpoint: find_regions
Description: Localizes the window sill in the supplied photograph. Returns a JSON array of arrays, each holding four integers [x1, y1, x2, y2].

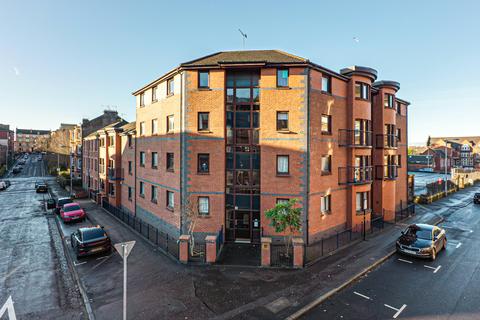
[[139, 194, 145, 198], [198, 87, 211, 91], [198, 214, 210, 218], [152, 166, 158, 170], [128, 198, 132, 202], [276, 173, 290, 177], [166, 169, 175, 173], [321, 91, 332, 96], [321, 210, 331, 215], [166, 131, 174, 135], [276, 86, 291, 90], [140, 165, 145, 168], [197, 130, 213, 134], [166, 206, 174, 212], [151, 199, 157, 204], [277, 130, 295, 134], [152, 99, 158, 103], [197, 172, 210, 175], [355, 97, 370, 102], [321, 171, 332, 176], [166, 93, 174, 98], [321, 131, 332, 136], [356, 209, 372, 215]]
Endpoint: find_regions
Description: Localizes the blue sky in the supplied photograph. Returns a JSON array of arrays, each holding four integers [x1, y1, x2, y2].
[[1, 0, 479, 144]]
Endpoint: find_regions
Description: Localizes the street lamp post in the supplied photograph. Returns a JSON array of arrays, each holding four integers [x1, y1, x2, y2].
[[363, 208, 367, 241]]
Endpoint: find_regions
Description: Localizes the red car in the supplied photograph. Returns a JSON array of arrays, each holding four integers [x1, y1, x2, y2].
[[60, 203, 86, 223]]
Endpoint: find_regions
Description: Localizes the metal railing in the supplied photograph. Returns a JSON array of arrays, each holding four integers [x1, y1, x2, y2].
[[101, 199, 179, 259], [305, 204, 416, 265], [338, 129, 372, 147], [376, 134, 398, 149], [270, 243, 293, 267], [338, 166, 373, 185], [107, 167, 123, 181], [375, 165, 398, 180], [188, 242, 206, 263]]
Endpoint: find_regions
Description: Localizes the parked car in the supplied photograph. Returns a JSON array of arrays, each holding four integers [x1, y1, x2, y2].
[[55, 197, 73, 214], [396, 223, 447, 260], [60, 203, 86, 223], [35, 183, 48, 193], [35, 180, 47, 189], [4, 180, 11, 188], [12, 166, 21, 174], [0, 181, 6, 191], [474, 193, 480, 204], [70, 226, 111, 258]]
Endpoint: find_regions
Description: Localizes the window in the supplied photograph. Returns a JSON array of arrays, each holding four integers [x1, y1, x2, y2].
[[166, 153, 174, 171], [167, 115, 174, 133], [108, 136, 114, 146], [321, 194, 331, 214], [166, 191, 174, 209], [152, 152, 158, 169], [198, 71, 209, 88], [152, 86, 157, 102], [384, 94, 394, 108], [321, 114, 332, 135], [139, 122, 145, 136], [355, 82, 370, 100], [128, 135, 132, 147], [167, 78, 174, 95], [397, 155, 402, 168], [139, 152, 145, 167], [139, 181, 145, 197], [198, 112, 209, 131], [128, 161, 132, 175], [356, 192, 370, 212], [396, 128, 401, 142], [151, 186, 158, 203], [321, 75, 332, 93], [198, 153, 209, 173], [108, 183, 114, 196], [321, 155, 332, 174], [276, 198, 289, 204], [277, 111, 289, 131], [277, 68, 289, 87], [139, 92, 145, 107], [99, 138, 105, 147], [128, 187, 132, 201], [396, 101, 401, 114], [277, 155, 289, 175], [198, 197, 209, 215], [152, 119, 158, 135]]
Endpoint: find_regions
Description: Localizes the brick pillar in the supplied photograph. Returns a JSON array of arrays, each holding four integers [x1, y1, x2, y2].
[[292, 238, 305, 268], [261, 237, 272, 267], [205, 235, 217, 263], [179, 235, 190, 263]]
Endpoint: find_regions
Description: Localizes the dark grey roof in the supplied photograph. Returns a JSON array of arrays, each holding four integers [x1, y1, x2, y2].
[[120, 122, 136, 134], [340, 66, 378, 81], [180, 50, 307, 67], [16, 129, 51, 135], [373, 80, 400, 91]]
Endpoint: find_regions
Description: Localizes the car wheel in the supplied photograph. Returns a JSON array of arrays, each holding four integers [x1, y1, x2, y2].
[[431, 248, 437, 261]]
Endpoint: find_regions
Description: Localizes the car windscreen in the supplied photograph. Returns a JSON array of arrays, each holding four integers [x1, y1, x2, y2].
[[64, 205, 81, 212], [82, 229, 106, 241], [58, 199, 72, 206], [406, 227, 432, 240]]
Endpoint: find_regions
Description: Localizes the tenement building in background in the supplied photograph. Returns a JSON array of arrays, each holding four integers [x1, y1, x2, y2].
[[126, 50, 410, 246], [15, 128, 51, 153]]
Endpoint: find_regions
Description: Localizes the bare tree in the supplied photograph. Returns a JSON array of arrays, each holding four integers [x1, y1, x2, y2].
[[181, 197, 202, 257]]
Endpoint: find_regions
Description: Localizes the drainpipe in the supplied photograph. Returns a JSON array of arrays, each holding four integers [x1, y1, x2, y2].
[[179, 71, 185, 234], [305, 68, 311, 245], [134, 132, 137, 216]]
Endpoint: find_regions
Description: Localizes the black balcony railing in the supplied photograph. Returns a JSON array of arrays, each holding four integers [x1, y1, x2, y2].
[[375, 165, 398, 180], [338, 129, 372, 147], [338, 166, 373, 185], [375, 134, 398, 149], [107, 167, 123, 181]]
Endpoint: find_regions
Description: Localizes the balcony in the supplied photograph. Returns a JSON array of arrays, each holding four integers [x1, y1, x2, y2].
[[375, 134, 398, 149], [375, 165, 398, 180], [107, 167, 124, 181], [338, 166, 373, 185], [338, 129, 372, 148]]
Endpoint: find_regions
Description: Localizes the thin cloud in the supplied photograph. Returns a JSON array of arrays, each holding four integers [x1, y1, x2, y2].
[[13, 67, 20, 76], [353, 37, 360, 43]]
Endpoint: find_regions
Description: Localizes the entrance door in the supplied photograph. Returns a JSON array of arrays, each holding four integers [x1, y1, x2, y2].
[[234, 210, 251, 241]]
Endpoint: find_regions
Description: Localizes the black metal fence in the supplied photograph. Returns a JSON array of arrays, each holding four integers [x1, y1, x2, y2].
[[188, 241, 206, 263], [216, 226, 224, 257], [271, 243, 293, 267], [101, 199, 179, 259], [305, 204, 416, 265]]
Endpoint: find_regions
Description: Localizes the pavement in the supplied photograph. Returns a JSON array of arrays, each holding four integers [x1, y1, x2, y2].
[[3, 154, 480, 319], [0, 155, 85, 319]]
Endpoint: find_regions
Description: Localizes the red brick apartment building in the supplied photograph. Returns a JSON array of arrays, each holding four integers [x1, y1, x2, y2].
[[83, 121, 128, 203], [128, 50, 410, 245]]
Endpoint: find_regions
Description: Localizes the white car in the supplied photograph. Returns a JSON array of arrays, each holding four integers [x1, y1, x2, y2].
[[0, 181, 7, 191]]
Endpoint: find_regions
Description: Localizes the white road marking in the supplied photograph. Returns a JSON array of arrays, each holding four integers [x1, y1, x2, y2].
[[96, 256, 109, 260], [0, 296, 17, 320], [384, 304, 399, 311], [393, 304, 407, 318], [456, 242, 462, 248], [73, 261, 87, 266], [398, 258, 413, 264], [424, 265, 442, 273], [353, 291, 372, 300]]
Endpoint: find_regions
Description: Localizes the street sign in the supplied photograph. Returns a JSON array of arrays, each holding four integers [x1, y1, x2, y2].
[[114, 241, 136, 258]]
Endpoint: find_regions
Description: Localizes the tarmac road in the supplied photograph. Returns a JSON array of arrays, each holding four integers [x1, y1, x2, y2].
[[0, 155, 85, 319], [302, 185, 480, 320]]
